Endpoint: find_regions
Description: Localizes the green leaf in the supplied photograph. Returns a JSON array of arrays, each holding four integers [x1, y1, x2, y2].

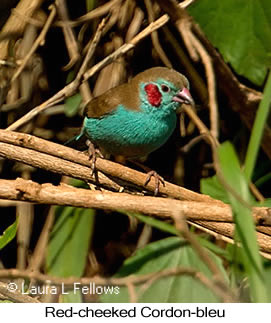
[[189, 0, 271, 85], [244, 71, 271, 181], [263, 265, 271, 301], [68, 178, 89, 189], [121, 211, 178, 236], [46, 207, 95, 278], [86, 0, 97, 12], [60, 291, 83, 303], [64, 93, 81, 117], [255, 172, 271, 187], [0, 218, 18, 250], [217, 141, 268, 302], [200, 175, 230, 203], [122, 211, 230, 260], [101, 237, 228, 303]]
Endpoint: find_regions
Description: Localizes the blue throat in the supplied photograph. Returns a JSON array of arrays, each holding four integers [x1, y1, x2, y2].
[[82, 102, 178, 157]]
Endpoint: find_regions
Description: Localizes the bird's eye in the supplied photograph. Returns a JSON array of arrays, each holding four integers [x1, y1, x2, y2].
[[161, 84, 170, 93]]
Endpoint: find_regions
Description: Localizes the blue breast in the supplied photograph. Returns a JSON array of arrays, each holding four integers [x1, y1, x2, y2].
[[83, 105, 177, 157]]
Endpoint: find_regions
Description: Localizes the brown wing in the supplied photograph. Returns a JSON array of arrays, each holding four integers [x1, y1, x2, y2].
[[84, 82, 140, 118], [84, 66, 188, 118]]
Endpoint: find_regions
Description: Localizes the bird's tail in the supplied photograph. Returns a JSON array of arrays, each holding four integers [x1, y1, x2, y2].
[[64, 131, 84, 146]]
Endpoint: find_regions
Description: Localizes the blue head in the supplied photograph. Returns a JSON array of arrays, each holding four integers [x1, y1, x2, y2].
[[133, 67, 194, 118]]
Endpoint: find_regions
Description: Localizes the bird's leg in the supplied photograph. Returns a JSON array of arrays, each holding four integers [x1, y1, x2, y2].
[[130, 160, 165, 196], [144, 170, 165, 196], [85, 139, 103, 175]]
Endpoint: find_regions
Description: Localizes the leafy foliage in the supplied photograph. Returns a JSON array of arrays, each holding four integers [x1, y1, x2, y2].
[[46, 206, 95, 302], [0, 218, 18, 250], [101, 237, 228, 303], [217, 142, 268, 302], [189, 0, 271, 85], [46, 206, 94, 277], [65, 94, 81, 117]]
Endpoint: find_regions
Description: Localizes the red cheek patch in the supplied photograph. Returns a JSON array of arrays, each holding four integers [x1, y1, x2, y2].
[[144, 84, 162, 107]]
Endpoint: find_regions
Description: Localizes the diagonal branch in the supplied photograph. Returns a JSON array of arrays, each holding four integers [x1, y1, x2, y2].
[[0, 130, 216, 201]]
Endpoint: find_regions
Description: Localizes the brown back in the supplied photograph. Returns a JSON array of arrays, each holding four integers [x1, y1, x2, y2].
[[84, 67, 188, 118]]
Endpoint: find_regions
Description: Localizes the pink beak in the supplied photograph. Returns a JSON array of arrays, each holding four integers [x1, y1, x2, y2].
[[173, 88, 194, 110]]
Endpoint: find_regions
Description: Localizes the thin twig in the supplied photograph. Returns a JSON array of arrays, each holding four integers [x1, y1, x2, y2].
[[185, 27, 219, 139], [56, 0, 80, 70], [249, 182, 265, 202], [27, 207, 55, 271], [182, 105, 219, 147], [82, 15, 169, 82], [11, 5, 57, 83], [76, 18, 107, 82], [77, 17, 107, 104], [144, 0, 172, 68], [127, 282, 137, 303]]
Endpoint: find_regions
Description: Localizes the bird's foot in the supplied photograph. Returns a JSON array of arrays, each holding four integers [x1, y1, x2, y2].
[[86, 139, 103, 175], [144, 170, 165, 196]]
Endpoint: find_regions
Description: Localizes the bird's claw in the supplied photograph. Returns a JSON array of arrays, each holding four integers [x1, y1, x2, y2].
[[86, 139, 103, 176], [144, 170, 165, 196]]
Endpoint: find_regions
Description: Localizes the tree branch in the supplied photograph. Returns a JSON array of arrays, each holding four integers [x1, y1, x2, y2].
[[0, 177, 270, 253], [0, 130, 215, 201]]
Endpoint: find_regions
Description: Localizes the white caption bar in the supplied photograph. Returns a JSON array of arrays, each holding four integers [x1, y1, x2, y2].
[[0, 303, 270, 322]]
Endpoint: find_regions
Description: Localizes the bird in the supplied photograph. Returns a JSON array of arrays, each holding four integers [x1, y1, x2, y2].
[[77, 66, 194, 194]]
